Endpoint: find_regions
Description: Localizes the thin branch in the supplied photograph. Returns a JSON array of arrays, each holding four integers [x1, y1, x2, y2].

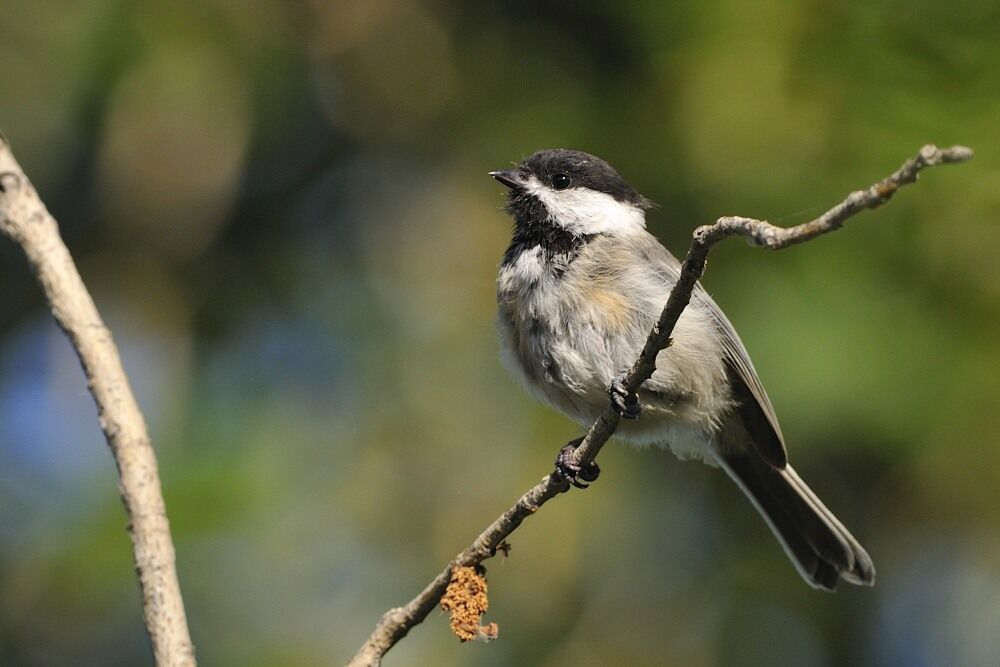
[[0, 136, 196, 666], [569, 143, 974, 469], [349, 143, 972, 667]]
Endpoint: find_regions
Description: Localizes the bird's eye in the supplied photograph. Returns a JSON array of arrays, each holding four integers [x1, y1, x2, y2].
[[552, 173, 571, 190]]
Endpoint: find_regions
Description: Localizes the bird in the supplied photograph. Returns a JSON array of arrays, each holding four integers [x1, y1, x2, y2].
[[490, 148, 875, 591]]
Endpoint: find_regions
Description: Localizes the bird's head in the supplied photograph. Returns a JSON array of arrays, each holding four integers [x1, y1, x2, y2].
[[491, 149, 652, 238]]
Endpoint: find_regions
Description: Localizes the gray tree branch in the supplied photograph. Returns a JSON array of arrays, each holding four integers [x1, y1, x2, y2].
[[0, 136, 196, 666], [347, 143, 972, 667], [570, 143, 974, 469]]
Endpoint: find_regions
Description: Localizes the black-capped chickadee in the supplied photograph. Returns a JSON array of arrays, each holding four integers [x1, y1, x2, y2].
[[491, 149, 874, 591]]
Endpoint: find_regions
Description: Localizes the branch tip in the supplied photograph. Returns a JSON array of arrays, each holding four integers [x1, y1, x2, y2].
[[943, 144, 974, 162]]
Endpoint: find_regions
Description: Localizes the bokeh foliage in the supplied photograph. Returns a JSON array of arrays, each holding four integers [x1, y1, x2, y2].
[[1, 1, 997, 665]]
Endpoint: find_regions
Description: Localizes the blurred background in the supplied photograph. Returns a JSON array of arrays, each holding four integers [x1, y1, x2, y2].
[[1, 1, 997, 665]]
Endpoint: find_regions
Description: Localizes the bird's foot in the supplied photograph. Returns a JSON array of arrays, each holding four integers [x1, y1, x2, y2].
[[608, 375, 641, 419], [554, 437, 600, 489]]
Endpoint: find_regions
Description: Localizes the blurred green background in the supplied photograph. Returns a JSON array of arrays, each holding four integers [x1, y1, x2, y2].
[[1, 1, 997, 665]]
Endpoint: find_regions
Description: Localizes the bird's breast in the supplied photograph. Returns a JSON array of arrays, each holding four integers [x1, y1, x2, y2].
[[496, 247, 647, 423]]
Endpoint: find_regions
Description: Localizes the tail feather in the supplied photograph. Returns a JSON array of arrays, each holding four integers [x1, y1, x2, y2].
[[716, 450, 875, 591], [782, 464, 875, 586]]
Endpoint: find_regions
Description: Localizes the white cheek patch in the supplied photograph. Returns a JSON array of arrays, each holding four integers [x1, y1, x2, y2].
[[526, 176, 646, 235]]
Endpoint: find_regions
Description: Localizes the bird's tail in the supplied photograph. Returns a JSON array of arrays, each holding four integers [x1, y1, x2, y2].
[[715, 449, 875, 590]]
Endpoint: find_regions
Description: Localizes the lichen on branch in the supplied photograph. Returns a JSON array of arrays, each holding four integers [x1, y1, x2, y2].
[[440, 565, 499, 643]]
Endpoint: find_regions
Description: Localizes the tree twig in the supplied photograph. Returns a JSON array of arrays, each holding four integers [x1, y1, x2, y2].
[[0, 136, 196, 666], [569, 143, 974, 469], [347, 143, 972, 667]]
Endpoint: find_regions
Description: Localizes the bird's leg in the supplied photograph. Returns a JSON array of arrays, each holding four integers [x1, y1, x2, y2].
[[608, 374, 641, 419], [554, 436, 601, 489]]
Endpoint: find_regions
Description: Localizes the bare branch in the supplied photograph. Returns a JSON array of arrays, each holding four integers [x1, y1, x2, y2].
[[0, 136, 195, 666], [349, 144, 972, 667], [570, 143, 974, 469]]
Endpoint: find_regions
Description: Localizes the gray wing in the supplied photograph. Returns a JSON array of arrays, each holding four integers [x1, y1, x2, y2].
[[640, 239, 788, 468]]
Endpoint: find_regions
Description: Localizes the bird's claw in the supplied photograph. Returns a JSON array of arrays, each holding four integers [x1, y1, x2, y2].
[[608, 375, 641, 419], [554, 438, 600, 489]]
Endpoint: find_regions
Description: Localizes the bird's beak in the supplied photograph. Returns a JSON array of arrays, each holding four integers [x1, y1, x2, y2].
[[489, 169, 524, 190]]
